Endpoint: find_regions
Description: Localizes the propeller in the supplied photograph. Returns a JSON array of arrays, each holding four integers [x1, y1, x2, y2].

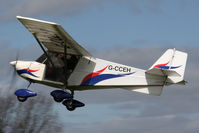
[[9, 52, 19, 90]]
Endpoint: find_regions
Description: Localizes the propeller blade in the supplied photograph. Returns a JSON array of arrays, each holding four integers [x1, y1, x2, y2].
[[9, 68, 17, 90], [9, 51, 20, 90]]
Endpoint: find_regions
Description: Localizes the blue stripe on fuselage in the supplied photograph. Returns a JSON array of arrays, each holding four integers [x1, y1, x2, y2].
[[81, 72, 135, 86], [17, 69, 38, 78]]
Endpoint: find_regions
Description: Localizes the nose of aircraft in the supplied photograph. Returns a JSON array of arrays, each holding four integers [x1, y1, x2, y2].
[[10, 61, 17, 66]]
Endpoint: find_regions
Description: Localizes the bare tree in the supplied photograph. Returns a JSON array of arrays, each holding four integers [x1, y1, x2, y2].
[[0, 88, 62, 133]]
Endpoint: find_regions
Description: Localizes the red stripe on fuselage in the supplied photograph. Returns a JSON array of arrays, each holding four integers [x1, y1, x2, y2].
[[24, 68, 38, 73], [81, 66, 108, 83]]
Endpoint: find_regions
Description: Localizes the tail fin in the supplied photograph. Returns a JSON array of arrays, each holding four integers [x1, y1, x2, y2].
[[146, 49, 188, 84]]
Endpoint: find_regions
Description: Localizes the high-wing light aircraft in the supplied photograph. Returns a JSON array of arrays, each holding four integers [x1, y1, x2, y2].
[[10, 16, 188, 111]]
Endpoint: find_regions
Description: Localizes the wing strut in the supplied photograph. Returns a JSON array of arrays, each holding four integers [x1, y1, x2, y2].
[[64, 44, 68, 88], [33, 33, 54, 68]]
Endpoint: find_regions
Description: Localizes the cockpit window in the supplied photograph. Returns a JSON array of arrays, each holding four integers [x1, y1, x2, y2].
[[37, 52, 80, 83]]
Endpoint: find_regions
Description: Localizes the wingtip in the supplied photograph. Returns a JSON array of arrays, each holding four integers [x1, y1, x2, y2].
[[16, 16, 22, 19], [16, 16, 58, 25], [16, 16, 26, 20]]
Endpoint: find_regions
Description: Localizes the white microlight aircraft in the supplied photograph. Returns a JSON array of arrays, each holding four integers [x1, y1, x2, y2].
[[10, 16, 188, 111]]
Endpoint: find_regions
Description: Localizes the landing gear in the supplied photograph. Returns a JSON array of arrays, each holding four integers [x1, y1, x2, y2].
[[63, 90, 76, 111], [15, 82, 37, 102], [15, 89, 37, 102], [50, 89, 85, 111], [67, 106, 76, 111], [62, 90, 85, 111], [62, 99, 85, 111]]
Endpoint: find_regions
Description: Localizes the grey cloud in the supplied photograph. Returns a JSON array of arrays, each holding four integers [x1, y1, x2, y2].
[[124, 0, 164, 14], [0, 0, 104, 21], [115, 0, 199, 15], [0, 0, 187, 22], [122, 0, 199, 15], [2, 0, 199, 22]]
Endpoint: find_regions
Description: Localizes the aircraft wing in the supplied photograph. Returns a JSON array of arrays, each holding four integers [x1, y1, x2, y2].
[[17, 16, 92, 57]]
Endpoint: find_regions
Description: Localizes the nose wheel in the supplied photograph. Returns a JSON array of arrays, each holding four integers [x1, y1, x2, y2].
[[15, 82, 37, 102], [17, 96, 28, 102], [15, 88, 37, 102]]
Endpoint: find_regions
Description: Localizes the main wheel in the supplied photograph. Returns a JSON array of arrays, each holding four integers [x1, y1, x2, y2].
[[66, 105, 76, 111], [17, 96, 27, 102], [53, 97, 63, 103], [63, 100, 76, 111]]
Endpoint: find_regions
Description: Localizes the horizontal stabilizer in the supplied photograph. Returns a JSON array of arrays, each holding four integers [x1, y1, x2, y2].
[[122, 86, 163, 96], [146, 68, 181, 77]]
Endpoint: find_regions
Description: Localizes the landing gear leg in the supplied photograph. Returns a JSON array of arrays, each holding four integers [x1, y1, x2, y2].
[[62, 90, 85, 111], [27, 81, 32, 88], [66, 90, 76, 111], [70, 90, 74, 99]]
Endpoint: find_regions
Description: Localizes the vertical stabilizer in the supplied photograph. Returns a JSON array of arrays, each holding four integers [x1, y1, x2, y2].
[[147, 49, 188, 84]]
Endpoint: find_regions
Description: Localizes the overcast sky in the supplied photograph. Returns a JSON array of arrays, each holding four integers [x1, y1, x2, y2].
[[0, 0, 199, 133]]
